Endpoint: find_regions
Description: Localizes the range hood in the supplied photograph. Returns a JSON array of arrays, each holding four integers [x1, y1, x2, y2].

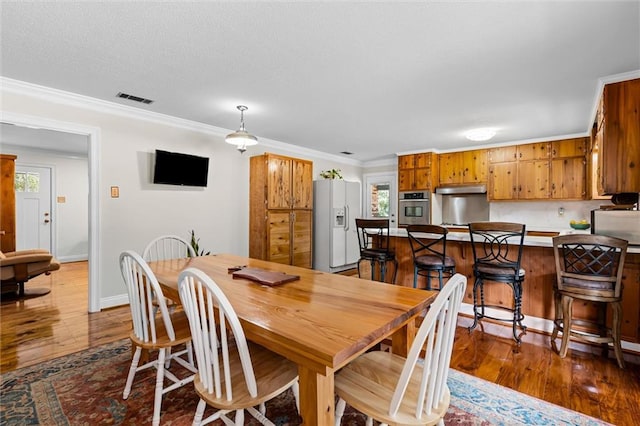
[[435, 184, 487, 195]]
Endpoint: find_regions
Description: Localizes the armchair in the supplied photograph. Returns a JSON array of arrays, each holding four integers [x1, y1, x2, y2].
[[0, 249, 60, 298]]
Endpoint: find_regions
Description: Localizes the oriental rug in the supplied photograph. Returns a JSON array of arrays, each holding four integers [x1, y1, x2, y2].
[[0, 339, 609, 425]]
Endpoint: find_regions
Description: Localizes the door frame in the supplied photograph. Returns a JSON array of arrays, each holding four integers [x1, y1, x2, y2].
[[15, 162, 55, 253], [2, 112, 101, 313], [362, 171, 398, 227]]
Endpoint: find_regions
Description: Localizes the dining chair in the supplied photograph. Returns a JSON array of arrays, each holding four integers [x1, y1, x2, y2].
[[178, 267, 300, 426], [334, 273, 466, 426], [119, 250, 197, 426], [467, 222, 527, 343], [143, 234, 196, 261], [551, 234, 628, 368], [407, 224, 456, 291], [355, 218, 398, 283]]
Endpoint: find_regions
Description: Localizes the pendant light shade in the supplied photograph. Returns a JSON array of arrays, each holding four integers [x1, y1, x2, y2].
[[225, 105, 258, 153]]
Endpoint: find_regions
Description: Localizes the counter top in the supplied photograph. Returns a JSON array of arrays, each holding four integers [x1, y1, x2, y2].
[[389, 227, 640, 253]]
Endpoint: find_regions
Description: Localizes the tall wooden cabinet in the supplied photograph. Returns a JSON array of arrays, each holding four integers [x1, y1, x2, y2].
[[249, 153, 313, 268], [596, 78, 640, 195], [0, 154, 17, 252]]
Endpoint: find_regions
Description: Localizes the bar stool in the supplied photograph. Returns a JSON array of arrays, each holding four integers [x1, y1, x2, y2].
[[468, 222, 527, 343], [355, 218, 398, 283], [407, 224, 456, 290], [551, 234, 628, 368]]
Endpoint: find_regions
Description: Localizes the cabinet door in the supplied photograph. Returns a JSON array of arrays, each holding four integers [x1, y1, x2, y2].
[[488, 146, 517, 163], [488, 162, 517, 200], [551, 157, 587, 200], [292, 210, 312, 268], [414, 153, 432, 168], [398, 169, 415, 191], [398, 154, 415, 170], [438, 152, 462, 185], [0, 154, 17, 252], [292, 159, 313, 209], [462, 149, 487, 183], [518, 142, 551, 161], [414, 168, 432, 191], [266, 155, 292, 209], [267, 211, 291, 265], [518, 160, 549, 199], [551, 138, 588, 158]]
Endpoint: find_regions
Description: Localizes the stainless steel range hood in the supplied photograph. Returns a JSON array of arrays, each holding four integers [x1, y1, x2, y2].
[[435, 184, 487, 195]]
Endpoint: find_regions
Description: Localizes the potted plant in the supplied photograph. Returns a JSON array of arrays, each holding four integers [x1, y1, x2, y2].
[[319, 168, 343, 179], [189, 230, 211, 257]]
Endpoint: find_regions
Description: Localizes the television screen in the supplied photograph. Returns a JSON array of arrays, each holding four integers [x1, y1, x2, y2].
[[153, 149, 209, 187]]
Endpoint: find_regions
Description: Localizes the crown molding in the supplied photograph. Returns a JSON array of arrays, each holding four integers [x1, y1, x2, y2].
[[1, 77, 366, 167]]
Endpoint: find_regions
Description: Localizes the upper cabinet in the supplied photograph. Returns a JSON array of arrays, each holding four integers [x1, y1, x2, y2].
[[263, 153, 313, 209], [438, 149, 488, 185], [398, 152, 438, 192], [596, 78, 640, 195], [487, 139, 588, 201]]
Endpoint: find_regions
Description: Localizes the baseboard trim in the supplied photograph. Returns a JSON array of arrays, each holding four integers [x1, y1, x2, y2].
[[57, 254, 89, 263], [100, 294, 129, 310]]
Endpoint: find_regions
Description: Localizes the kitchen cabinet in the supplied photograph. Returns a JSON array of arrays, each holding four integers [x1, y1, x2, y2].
[[596, 78, 640, 194], [249, 153, 313, 268], [488, 139, 588, 201], [438, 149, 487, 185], [550, 138, 588, 200], [398, 152, 437, 192], [0, 154, 17, 252]]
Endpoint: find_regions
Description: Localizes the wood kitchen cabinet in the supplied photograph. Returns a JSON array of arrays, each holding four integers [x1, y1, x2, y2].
[[488, 139, 588, 201], [596, 78, 640, 195], [438, 149, 487, 185], [0, 154, 17, 252], [398, 152, 438, 192], [249, 153, 313, 268]]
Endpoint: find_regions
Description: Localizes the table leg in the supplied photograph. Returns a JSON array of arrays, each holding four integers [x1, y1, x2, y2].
[[298, 365, 335, 426], [391, 319, 417, 357]]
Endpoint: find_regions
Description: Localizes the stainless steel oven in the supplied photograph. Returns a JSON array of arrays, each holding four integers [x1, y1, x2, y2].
[[399, 191, 430, 226]]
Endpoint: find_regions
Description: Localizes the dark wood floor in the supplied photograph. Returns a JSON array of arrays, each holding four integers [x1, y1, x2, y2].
[[2, 261, 639, 425]]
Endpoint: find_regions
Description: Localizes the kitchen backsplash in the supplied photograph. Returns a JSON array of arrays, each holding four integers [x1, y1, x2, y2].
[[489, 200, 605, 232]]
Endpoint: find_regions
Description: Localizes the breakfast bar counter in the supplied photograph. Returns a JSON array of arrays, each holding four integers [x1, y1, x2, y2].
[[384, 229, 640, 346]]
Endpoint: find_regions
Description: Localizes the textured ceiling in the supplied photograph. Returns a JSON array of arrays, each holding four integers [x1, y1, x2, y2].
[[1, 1, 639, 163]]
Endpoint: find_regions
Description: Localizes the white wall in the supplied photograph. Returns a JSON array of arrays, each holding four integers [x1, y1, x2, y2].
[[0, 145, 90, 262], [1, 84, 365, 306]]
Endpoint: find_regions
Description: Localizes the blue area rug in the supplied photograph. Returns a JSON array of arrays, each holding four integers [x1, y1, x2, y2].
[[0, 339, 610, 425]]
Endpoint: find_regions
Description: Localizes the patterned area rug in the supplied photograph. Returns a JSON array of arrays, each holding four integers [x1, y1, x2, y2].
[[0, 339, 609, 425]]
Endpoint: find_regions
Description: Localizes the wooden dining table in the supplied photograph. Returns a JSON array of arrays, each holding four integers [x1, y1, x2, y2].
[[149, 253, 437, 425]]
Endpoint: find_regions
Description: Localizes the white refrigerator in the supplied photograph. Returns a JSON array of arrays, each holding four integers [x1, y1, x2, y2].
[[313, 179, 361, 272]]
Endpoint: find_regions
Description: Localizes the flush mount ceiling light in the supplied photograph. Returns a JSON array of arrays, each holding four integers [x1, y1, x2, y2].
[[225, 105, 258, 153], [465, 128, 496, 142]]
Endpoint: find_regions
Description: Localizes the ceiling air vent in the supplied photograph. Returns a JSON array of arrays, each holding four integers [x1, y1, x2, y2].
[[340, 151, 353, 155], [116, 92, 154, 104]]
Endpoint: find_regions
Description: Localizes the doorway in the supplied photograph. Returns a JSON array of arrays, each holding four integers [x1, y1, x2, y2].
[[1, 113, 101, 312], [363, 172, 397, 227], [15, 164, 53, 252]]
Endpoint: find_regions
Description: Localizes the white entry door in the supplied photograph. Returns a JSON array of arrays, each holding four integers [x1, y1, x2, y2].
[[363, 172, 397, 227], [15, 165, 53, 251]]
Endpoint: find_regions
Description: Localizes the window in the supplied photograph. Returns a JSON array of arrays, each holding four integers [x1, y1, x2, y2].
[[15, 172, 40, 193], [369, 183, 390, 218]]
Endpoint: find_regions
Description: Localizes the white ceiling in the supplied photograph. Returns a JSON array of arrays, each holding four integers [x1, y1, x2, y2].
[[1, 1, 639, 163]]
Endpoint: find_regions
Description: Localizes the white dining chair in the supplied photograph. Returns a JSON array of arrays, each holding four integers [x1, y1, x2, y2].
[[119, 250, 197, 426], [334, 273, 466, 426], [178, 267, 300, 426], [143, 234, 196, 261]]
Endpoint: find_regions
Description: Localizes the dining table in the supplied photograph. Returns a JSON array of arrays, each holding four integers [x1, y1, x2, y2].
[[148, 253, 437, 425]]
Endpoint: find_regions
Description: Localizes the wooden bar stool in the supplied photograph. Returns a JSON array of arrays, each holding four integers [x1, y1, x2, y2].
[[551, 234, 628, 368], [407, 224, 456, 290], [355, 218, 398, 283]]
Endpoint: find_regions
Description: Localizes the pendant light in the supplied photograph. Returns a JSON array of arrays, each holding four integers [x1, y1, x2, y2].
[[225, 105, 258, 153]]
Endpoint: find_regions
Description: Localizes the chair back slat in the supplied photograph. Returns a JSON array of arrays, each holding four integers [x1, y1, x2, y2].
[[388, 273, 466, 419], [119, 250, 176, 343], [143, 235, 196, 261], [178, 268, 259, 401]]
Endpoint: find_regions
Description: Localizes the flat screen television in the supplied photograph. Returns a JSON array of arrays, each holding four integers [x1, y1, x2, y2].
[[153, 149, 209, 187]]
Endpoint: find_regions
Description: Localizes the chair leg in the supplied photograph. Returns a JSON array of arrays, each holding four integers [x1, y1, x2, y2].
[[193, 399, 207, 426], [152, 348, 166, 426], [611, 301, 625, 369], [123, 346, 142, 399], [413, 267, 418, 288], [468, 278, 481, 333], [391, 258, 398, 284], [551, 289, 561, 341], [291, 380, 300, 413], [380, 260, 386, 282], [335, 398, 346, 426], [234, 408, 244, 425], [559, 295, 573, 358]]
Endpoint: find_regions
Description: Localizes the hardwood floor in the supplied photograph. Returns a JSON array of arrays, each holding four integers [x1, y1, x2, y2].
[[2, 261, 639, 425]]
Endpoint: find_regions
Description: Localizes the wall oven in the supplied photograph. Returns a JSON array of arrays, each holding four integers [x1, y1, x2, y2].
[[399, 191, 430, 226]]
